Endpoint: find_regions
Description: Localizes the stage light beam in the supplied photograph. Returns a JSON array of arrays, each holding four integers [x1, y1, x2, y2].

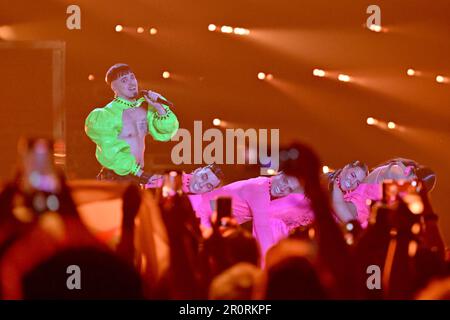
[[258, 72, 266, 80], [234, 28, 243, 35], [407, 69, 415, 76], [149, 28, 158, 35], [436, 75, 446, 83], [221, 26, 233, 33], [366, 117, 376, 125], [233, 28, 250, 35], [313, 69, 326, 77], [162, 71, 170, 79], [388, 121, 396, 129], [137, 27, 144, 33], [213, 118, 221, 126], [338, 74, 351, 82], [369, 24, 382, 32], [208, 24, 216, 32]]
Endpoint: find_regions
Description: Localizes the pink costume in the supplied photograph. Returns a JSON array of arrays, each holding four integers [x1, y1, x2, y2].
[[343, 183, 382, 228], [195, 177, 315, 257], [145, 173, 203, 211], [347, 164, 415, 227]]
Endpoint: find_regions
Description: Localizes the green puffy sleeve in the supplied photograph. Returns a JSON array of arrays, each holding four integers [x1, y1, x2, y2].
[[147, 105, 179, 141], [85, 108, 140, 176]]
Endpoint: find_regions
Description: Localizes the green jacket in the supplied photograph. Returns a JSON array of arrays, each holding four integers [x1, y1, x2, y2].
[[85, 96, 179, 176]]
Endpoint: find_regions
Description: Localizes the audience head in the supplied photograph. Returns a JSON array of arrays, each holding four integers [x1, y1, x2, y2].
[[265, 256, 326, 299], [216, 228, 261, 269], [209, 263, 262, 300], [279, 142, 322, 185], [262, 239, 326, 300]]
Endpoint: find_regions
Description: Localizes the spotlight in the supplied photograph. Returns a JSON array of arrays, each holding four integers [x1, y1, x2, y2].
[[267, 169, 276, 175], [221, 26, 233, 33], [407, 68, 415, 76], [0, 26, 15, 40], [233, 27, 250, 35], [88, 74, 95, 81], [115, 25, 123, 32], [212, 118, 221, 126], [162, 71, 170, 79], [233, 28, 244, 35], [338, 74, 350, 82], [322, 166, 330, 174], [266, 74, 273, 80], [137, 27, 144, 33], [257, 72, 266, 80], [149, 28, 158, 35], [366, 117, 376, 125], [369, 24, 382, 32], [436, 75, 446, 83], [313, 69, 325, 77], [387, 121, 396, 129], [208, 24, 216, 32]]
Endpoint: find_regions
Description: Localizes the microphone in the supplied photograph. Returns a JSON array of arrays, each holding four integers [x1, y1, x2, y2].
[[140, 90, 174, 107]]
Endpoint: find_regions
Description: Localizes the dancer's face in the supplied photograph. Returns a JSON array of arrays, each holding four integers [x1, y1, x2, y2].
[[111, 72, 139, 100], [270, 173, 301, 198], [189, 167, 221, 194], [339, 165, 366, 191]]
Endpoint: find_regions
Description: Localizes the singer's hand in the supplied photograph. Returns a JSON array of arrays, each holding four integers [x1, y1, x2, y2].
[[143, 90, 167, 116]]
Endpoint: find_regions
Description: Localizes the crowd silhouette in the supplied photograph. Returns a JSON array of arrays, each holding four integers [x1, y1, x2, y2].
[[0, 138, 448, 300]]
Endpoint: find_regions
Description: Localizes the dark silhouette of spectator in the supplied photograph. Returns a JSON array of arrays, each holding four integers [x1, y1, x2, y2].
[[202, 226, 260, 285], [156, 173, 206, 299], [209, 262, 262, 300], [279, 141, 357, 298], [261, 239, 326, 300], [22, 247, 143, 299], [116, 184, 142, 264], [354, 177, 446, 299], [0, 138, 144, 299]]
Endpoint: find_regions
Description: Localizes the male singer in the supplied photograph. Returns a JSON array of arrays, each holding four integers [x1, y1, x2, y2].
[[85, 63, 179, 184]]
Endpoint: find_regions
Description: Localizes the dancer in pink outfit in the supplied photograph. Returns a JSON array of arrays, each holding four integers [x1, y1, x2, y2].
[[338, 158, 437, 227], [326, 161, 370, 225], [145, 164, 223, 211], [196, 174, 313, 258], [342, 183, 382, 228]]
